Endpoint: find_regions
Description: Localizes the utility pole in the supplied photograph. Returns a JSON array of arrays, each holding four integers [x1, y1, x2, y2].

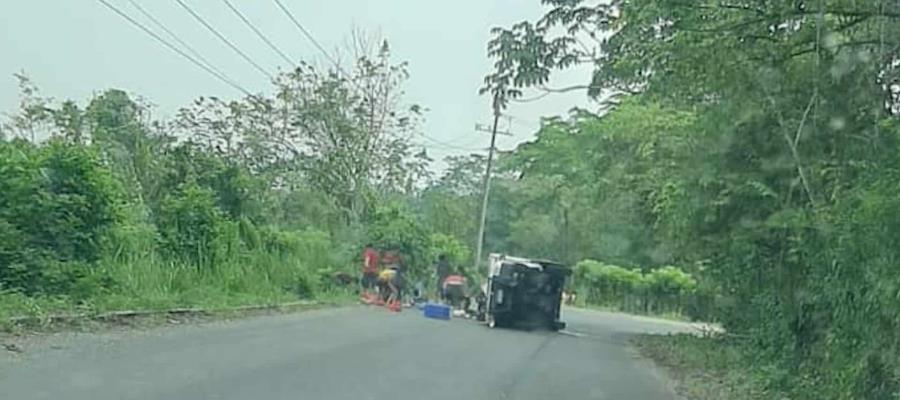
[[474, 94, 502, 269]]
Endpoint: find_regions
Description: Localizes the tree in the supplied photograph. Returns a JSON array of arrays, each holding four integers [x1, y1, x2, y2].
[[483, 1, 900, 397], [1, 74, 53, 142], [176, 38, 427, 222]]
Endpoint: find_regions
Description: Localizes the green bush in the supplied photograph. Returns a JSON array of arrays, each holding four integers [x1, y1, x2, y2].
[[156, 183, 235, 268], [574, 260, 698, 316], [367, 201, 430, 278], [160, 143, 265, 222], [0, 139, 122, 295], [645, 266, 696, 297], [424, 233, 478, 287], [426, 233, 471, 266]]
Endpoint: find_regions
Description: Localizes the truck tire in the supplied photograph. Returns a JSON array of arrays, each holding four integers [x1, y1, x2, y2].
[[487, 315, 509, 329]]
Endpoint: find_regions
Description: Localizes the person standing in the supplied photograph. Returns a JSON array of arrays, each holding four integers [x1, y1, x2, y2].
[[361, 244, 379, 297], [435, 254, 450, 298]]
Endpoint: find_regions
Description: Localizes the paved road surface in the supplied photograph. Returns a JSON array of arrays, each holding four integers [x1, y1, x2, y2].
[[0, 306, 698, 400]]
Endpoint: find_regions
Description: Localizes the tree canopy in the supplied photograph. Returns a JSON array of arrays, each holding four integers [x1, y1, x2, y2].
[[477, 1, 900, 398]]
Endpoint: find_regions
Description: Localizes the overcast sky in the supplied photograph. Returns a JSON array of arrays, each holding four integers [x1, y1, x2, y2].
[[0, 0, 594, 170]]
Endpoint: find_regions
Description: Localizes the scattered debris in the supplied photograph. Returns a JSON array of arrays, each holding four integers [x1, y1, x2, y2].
[[3, 343, 23, 353]]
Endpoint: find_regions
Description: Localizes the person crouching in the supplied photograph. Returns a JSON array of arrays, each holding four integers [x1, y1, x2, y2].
[[442, 271, 468, 310]]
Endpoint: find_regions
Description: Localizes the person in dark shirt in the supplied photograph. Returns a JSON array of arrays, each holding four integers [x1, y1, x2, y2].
[[435, 254, 450, 298]]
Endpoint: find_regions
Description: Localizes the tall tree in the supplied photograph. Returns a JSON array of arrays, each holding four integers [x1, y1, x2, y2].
[[483, 2, 900, 397]]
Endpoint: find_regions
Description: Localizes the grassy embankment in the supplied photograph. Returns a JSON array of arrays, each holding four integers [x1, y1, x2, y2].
[[0, 250, 357, 330], [634, 334, 778, 400]]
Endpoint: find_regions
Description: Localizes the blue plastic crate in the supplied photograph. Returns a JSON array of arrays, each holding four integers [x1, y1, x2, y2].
[[423, 303, 451, 320]]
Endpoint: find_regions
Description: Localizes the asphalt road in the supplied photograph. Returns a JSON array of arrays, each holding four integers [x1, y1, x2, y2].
[[0, 306, 699, 400]]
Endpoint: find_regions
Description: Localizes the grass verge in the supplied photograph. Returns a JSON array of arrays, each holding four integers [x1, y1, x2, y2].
[[0, 251, 357, 333], [574, 301, 691, 322], [632, 334, 778, 400]]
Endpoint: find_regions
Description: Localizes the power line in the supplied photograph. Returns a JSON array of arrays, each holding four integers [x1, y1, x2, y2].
[[269, 3, 479, 154], [272, 0, 339, 67], [511, 91, 551, 103], [415, 142, 482, 152], [505, 115, 541, 130], [419, 135, 485, 152], [475, 122, 513, 136], [430, 135, 483, 148], [96, 0, 251, 96], [221, 0, 297, 68], [272, 0, 364, 92], [125, 0, 239, 91], [174, 0, 275, 81]]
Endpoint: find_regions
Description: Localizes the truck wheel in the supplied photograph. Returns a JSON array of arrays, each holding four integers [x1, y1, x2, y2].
[[488, 315, 508, 329]]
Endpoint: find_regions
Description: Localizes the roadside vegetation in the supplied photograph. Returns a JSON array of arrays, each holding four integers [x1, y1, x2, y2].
[[571, 261, 701, 320], [0, 38, 470, 325], [479, 0, 900, 398], [634, 334, 773, 400], [4, 0, 900, 396]]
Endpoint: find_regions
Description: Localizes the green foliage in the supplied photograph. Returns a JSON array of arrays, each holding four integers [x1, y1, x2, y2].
[[0, 139, 122, 295], [635, 334, 776, 400], [160, 143, 265, 222], [574, 260, 696, 315], [426, 233, 470, 267], [485, 1, 900, 397], [0, 41, 426, 321], [156, 183, 234, 268], [367, 201, 430, 277], [645, 267, 697, 298]]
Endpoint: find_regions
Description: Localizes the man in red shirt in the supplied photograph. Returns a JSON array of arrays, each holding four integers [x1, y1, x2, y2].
[[361, 244, 379, 297]]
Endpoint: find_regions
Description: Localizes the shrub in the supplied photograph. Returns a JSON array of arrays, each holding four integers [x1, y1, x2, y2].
[[156, 183, 234, 268], [426, 233, 471, 267], [367, 201, 430, 278], [426, 233, 476, 284], [0, 139, 122, 295], [645, 266, 697, 297], [574, 259, 698, 316]]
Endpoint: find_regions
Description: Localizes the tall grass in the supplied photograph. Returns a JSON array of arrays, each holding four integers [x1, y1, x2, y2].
[[0, 246, 346, 323], [92, 251, 311, 312]]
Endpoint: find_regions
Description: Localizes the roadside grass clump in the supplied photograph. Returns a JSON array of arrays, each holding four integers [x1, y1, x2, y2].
[[572, 260, 701, 319], [634, 334, 775, 400]]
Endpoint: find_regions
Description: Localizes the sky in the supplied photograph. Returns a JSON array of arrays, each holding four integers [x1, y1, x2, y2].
[[0, 0, 594, 171]]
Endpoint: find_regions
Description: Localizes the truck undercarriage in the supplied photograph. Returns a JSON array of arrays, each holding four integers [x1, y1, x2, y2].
[[484, 254, 570, 331]]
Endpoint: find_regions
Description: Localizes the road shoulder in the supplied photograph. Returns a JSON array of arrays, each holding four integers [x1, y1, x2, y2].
[[0, 300, 353, 359], [632, 333, 775, 400]]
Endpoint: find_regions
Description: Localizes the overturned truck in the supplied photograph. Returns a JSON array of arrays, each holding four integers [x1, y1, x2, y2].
[[483, 254, 570, 331]]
